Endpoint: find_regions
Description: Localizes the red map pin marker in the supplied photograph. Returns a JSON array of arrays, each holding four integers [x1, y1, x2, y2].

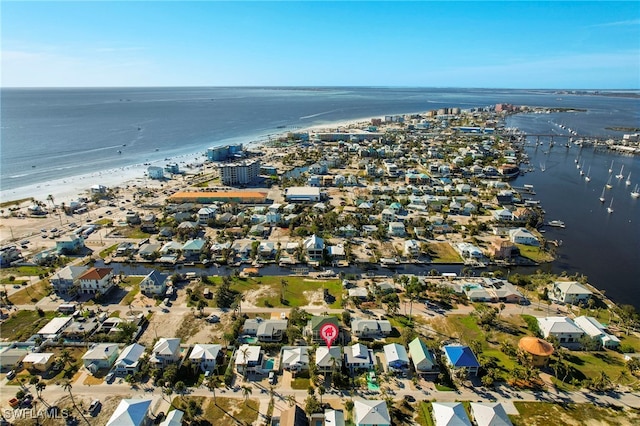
[[319, 323, 339, 349]]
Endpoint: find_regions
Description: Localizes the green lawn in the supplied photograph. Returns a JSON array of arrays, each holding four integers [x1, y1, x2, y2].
[[0, 265, 51, 278], [208, 275, 343, 308], [427, 242, 463, 263], [116, 227, 151, 239], [511, 402, 640, 426], [99, 244, 118, 258], [0, 310, 56, 341], [416, 402, 435, 426], [516, 244, 554, 263]]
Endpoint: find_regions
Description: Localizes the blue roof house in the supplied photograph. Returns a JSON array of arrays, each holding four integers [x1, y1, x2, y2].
[[443, 344, 480, 376]]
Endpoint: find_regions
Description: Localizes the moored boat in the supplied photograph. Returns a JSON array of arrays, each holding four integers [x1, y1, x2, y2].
[[548, 220, 566, 228]]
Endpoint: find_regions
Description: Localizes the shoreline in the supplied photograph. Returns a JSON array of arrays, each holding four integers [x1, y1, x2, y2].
[[0, 114, 387, 206]]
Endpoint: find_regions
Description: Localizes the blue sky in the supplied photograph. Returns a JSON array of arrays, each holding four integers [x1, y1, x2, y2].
[[2, 1, 639, 88]]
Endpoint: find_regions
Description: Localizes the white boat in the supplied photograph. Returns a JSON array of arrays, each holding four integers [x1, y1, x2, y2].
[[548, 220, 566, 228], [608, 160, 614, 174], [599, 186, 606, 203], [539, 161, 546, 172], [605, 175, 613, 189], [625, 172, 631, 186], [584, 166, 591, 182], [615, 165, 624, 179], [632, 184, 640, 199], [607, 198, 614, 214]]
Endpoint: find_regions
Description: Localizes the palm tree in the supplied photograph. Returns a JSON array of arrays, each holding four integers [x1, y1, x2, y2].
[[285, 395, 296, 407], [240, 346, 250, 380], [241, 385, 252, 404], [280, 279, 288, 303], [35, 381, 46, 402], [318, 386, 325, 405], [62, 380, 90, 425], [205, 376, 220, 406]]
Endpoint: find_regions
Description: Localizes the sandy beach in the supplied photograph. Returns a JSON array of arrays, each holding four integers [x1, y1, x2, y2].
[[0, 116, 381, 206]]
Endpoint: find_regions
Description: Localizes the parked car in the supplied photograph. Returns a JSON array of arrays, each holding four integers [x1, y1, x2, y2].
[[6, 370, 16, 380], [105, 372, 115, 383], [268, 371, 276, 384], [206, 314, 220, 323], [88, 400, 100, 414]]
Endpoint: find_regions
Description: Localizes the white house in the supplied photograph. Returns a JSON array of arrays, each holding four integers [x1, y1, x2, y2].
[[316, 346, 342, 373], [344, 343, 374, 373], [113, 343, 146, 377], [354, 400, 390, 426], [304, 234, 325, 260], [404, 240, 420, 257], [387, 222, 406, 237], [78, 267, 115, 296], [139, 270, 167, 296], [508, 227, 539, 246], [574, 316, 620, 349], [197, 207, 218, 224], [431, 402, 472, 426], [383, 343, 409, 372], [150, 338, 181, 368], [537, 317, 584, 347], [551, 281, 593, 305], [493, 209, 514, 221], [189, 344, 222, 373], [408, 338, 437, 373], [351, 319, 393, 339], [49, 265, 87, 295], [280, 347, 310, 372], [469, 403, 513, 426], [235, 344, 263, 375], [106, 398, 152, 426]]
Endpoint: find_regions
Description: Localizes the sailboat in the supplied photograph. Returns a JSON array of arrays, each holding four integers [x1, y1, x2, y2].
[[632, 184, 640, 199], [605, 175, 613, 189], [608, 160, 614, 174], [615, 165, 625, 179], [599, 186, 606, 203], [607, 198, 614, 214], [625, 172, 631, 186], [584, 166, 591, 182], [539, 161, 546, 172]]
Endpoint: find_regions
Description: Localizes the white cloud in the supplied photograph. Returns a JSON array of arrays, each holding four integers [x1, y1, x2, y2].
[[589, 19, 640, 28]]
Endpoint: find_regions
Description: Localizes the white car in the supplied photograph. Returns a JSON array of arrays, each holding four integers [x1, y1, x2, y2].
[[206, 315, 220, 323]]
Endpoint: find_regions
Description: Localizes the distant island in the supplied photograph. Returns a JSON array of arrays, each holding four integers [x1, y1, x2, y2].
[[606, 126, 640, 132]]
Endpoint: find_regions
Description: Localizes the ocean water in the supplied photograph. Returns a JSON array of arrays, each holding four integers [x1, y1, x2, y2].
[[1, 87, 639, 308]]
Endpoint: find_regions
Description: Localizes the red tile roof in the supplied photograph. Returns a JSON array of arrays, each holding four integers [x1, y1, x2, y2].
[[78, 267, 113, 280]]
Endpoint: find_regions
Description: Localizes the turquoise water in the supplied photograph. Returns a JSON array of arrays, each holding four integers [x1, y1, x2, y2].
[[264, 359, 275, 370]]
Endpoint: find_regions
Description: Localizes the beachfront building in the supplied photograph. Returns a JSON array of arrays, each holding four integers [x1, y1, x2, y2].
[[49, 265, 87, 295], [235, 344, 263, 375], [280, 346, 310, 373], [242, 318, 288, 342], [351, 318, 392, 339], [469, 403, 513, 426], [78, 267, 115, 296], [344, 343, 374, 373], [36, 317, 73, 340], [55, 236, 85, 254], [551, 281, 593, 305], [315, 346, 342, 373], [147, 166, 165, 179], [383, 343, 410, 372], [508, 228, 539, 246], [304, 234, 325, 260], [218, 159, 261, 186], [22, 353, 55, 372], [0, 245, 22, 267], [168, 191, 268, 204], [207, 144, 243, 161]]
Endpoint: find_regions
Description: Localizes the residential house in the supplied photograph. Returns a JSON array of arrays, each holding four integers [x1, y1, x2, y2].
[[324, 410, 346, 426], [315, 346, 342, 373], [508, 228, 539, 246], [197, 207, 218, 225], [113, 343, 146, 377], [574, 316, 620, 349], [150, 338, 181, 369], [55, 236, 85, 254], [280, 346, 310, 372], [235, 344, 263, 375], [138, 243, 161, 260], [182, 239, 207, 259], [49, 265, 87, 295], [304, 234, 325, 260], [189, 344, 223, 373], [383, 343, 409, 372], [344, 343, 374, 373], [492, 209, 514, 222], [160, 410, 184, 426], [106, 398, 152, 426], [537, 317, 584, 348], [82, 343, 119, 374], [431, 402, 472, 426], [443, 344, 480, 376], [77, 267, 115, 296], [279, 405, 309, 426], [22, 353, 55, 372], [404, 240, 420, 257], [381, 209, 396, 222], [387, 222, 406, 237], [243, 318, 288, 342], [305, 316, 341, 343], [551, 281, 593, 305], [408, 338, 437, 374], [351, 319, 392, 339], [354, 400, 391, 426], [469, 403, 513, 426], [139, 270, 167, 296]]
